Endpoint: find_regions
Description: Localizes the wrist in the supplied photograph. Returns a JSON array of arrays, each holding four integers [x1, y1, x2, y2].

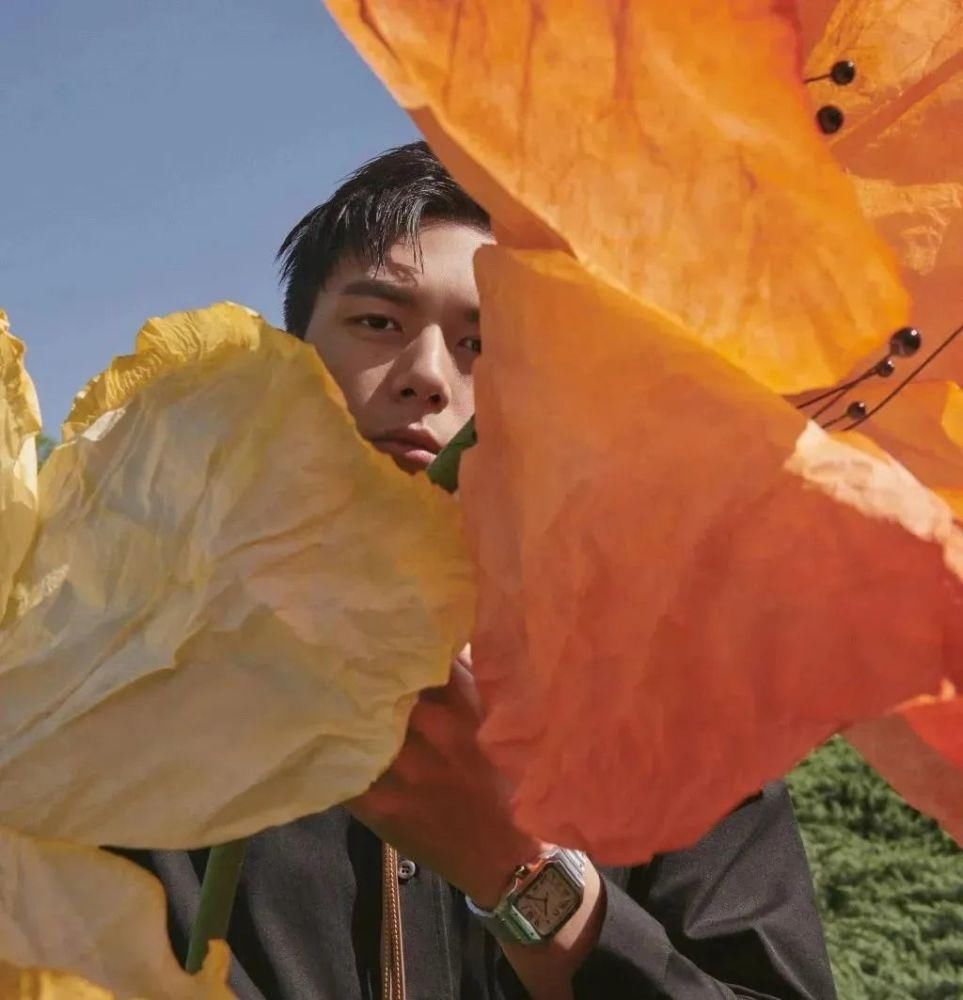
[[497, 865, 604, 1000], [465, 833, 546, 909], [467, 846, 589, 949]]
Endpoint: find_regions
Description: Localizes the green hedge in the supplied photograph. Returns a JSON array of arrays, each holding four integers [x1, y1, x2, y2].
[[788, 738, 963, 999]]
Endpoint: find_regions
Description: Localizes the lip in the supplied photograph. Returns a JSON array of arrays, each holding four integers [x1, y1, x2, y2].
[[370, 428, 441, 471]]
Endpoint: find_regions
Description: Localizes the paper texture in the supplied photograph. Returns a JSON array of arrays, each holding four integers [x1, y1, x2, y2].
[[325, 0, 963, 860], [460, 248, 963, 861], [0, 303, 475, 847], [0, 825, 232, 998], [325, 0, 908, 393], [842, 382, 963, 843], [0, 312, 40, 614], [805, 0, 963, 381]]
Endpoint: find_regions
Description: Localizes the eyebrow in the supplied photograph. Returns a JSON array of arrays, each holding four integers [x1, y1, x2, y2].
[[340, 277, 480, 323], [339, 278, 417, 307]]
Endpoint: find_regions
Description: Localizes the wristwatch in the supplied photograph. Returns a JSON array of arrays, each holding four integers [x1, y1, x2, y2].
[[465, 846, 587, 945]]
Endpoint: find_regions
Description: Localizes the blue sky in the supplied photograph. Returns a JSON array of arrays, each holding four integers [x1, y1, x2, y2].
[[0, 0, 416, 431]]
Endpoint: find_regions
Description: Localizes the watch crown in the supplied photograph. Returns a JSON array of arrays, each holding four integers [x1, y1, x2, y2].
[[466, 847, 588, 946]]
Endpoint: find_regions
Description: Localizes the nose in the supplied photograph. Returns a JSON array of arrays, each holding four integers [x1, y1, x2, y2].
[[390, 325, 453, 411]]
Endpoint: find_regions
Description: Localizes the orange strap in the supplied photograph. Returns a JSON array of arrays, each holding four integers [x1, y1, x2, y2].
[[381, 842, 407, 1000]]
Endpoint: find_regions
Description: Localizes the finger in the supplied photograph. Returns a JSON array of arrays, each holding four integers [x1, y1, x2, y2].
[[419, 647, 471, 702], [448, 657, 483, 717], [453, 643, 472, 672]]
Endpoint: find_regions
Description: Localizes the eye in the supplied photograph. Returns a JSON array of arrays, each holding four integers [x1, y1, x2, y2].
[[351, 314, 402, 332], [460, 336, 482, 355]]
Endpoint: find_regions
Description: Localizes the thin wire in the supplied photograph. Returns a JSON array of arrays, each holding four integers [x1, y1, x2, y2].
[[802, 362, 884, 420], [821, 411, 849, 430], [809, 386, 850, 421], [803, 72, 832, 84], [844, 319, 963, 430], [799, 377, 858, 410]]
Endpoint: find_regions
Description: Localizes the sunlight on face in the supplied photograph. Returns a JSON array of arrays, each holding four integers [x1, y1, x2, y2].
[[305, 221, 493, 472]]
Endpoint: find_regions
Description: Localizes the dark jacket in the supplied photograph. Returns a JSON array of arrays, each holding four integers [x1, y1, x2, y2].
[[121, 781, 836, 999]]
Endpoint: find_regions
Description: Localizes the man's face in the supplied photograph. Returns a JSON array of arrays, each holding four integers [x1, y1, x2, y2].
[[305, 221, 492, 473]]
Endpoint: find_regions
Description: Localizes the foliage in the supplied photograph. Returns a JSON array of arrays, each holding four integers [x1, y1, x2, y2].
[[788, 738, 963, 1000]]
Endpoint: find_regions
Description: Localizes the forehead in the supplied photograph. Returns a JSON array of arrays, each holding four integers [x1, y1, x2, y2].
[[326, 221, 493, 294]]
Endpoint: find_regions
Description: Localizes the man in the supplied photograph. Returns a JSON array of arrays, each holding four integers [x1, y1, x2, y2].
[[125, 141, 837, 999]]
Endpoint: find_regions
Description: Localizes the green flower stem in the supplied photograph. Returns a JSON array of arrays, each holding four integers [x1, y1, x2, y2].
[[427, 416, 476, 493], [185, 839, 248, 973]]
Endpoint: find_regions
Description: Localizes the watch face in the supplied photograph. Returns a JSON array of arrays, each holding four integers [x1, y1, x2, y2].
[[516, 864, 580, 937]]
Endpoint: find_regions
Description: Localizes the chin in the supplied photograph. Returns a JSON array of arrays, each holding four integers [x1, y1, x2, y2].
[[392, 455, 427, 475]]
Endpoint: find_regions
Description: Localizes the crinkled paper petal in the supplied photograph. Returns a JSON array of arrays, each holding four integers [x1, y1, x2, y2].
[[837, 381, 963, 844], [0, 965, 115, 1000], [325, 0, 907, 393], [0, 825, 232, 998], [0, 311, 41, 612], [847, 698, 963, 845], [858, 381, 963, 509], [461, 248, 963, 862], [806, 0, 963, 381], [0, 303, 475, 847]]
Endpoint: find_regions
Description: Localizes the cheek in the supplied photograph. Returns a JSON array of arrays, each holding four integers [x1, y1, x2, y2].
[[310, 338, 390, 418], [448, 368, 477, 418]]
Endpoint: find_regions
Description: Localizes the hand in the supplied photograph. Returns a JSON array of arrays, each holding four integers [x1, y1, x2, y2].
[[350, 649, 606, 1000], [347, 650, 542, 906]]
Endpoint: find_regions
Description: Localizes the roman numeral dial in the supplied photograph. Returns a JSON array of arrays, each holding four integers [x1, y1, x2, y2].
[[516, 866, 579, 936]]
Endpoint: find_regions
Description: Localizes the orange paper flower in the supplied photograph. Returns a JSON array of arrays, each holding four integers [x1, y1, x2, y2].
[[461, 248, 963, 859], [842, 381, 963, 843], [847, 698, 963, 844], [804, 0, 963, 381], [325, 0, 907, 393], [800, 2, 963, 843], [327, 0, 963, 860]]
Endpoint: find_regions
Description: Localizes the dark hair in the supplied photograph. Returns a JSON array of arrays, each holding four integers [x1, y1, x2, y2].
[[277, 141, 490, 338]]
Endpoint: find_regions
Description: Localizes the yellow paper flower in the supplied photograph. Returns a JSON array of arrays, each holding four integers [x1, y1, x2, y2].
[[0, 303, 475, 847], [0, 825, 232, 998], [0, 311, 41, 613], [0, 966, 116, 1000]]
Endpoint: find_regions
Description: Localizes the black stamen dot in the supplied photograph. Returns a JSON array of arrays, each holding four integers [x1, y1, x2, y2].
[[875, 358, 895, 377], [816, 105, 845, 134], [889, 327, 922, 357], [846, 401, 867, 421], [831, 60, 856, 85]]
